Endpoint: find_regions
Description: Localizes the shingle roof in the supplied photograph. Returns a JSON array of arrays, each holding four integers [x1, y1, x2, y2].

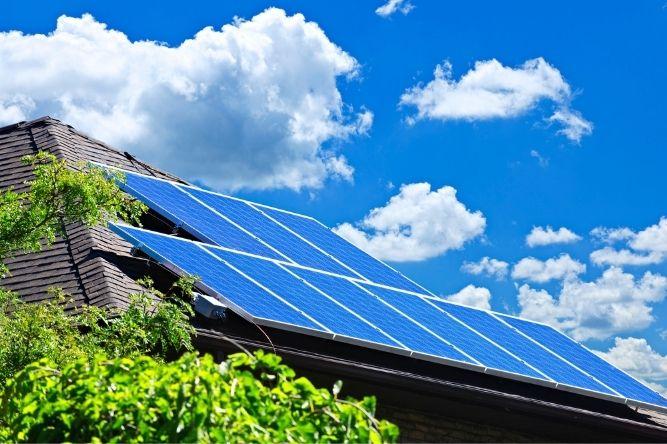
[[0, 116, 185, 309]]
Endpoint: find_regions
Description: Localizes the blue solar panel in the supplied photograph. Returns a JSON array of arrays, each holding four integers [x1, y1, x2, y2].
[[362, 285, 544, 379], [255, 205, 427, 293], [288, 267, 475, 364], [103, 169, 667, 410], [500, 315, 667, 407], [109, 224, 320, 331], [433, 301, 614, 394], [182, 186, 358, 278], [121, 172, 283, 260], [204, 246, 403, 349]]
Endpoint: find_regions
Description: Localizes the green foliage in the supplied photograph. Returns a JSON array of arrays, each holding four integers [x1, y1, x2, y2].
[[0, 351, 398, 443], [80, 276, 196, 361], [0, 152, 399, 442], [0, 288, 88, 386], [0, 152, 146, 271], [0, 277, 195, 386]]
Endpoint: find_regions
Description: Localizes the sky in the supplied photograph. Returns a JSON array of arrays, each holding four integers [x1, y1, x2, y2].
[[2, 0, 667, 393]]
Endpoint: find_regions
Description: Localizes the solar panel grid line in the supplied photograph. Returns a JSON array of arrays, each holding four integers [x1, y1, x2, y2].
[[182, 186, 362, 279], [487, 312, 625, 399], [406, 291, 556, 383], [118, 170, 286, 261], [275, 263, 411, 351], [197, 243, 336, 335], [245, 202, 368, 281], [351, 281, 485, 367], [258, 206, 429, 293], [176, 185, 296, 264], [498, 314, 667, 409], [305, 215, 436, 296]]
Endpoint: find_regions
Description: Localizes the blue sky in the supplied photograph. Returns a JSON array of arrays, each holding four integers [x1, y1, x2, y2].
[[2, 1, 667, 390]]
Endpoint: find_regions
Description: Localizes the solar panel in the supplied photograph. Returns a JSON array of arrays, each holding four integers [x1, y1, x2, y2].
[[121, 171, 284, 260], [115, 169, 423, 293], [253, 205, 428, 293], [181, 186, 359, 278], [434, 301, 615, 395], [111, 223, 667, 411], [360, 284, 545, 379], [203, 245, 403, 350], [109, 223, 321, 332], [499, 315, 667, 408], [103, 164, 667, 413]]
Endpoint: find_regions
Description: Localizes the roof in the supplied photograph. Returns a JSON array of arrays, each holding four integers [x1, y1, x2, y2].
[[0, 116, 183, 310], [1, 116, 666, 441]]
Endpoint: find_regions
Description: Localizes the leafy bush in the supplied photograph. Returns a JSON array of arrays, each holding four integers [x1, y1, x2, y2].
[[0, 277, 195, 385], [0, 351, 398, 443]]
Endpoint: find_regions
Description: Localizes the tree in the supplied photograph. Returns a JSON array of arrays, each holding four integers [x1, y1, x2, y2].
[[0, 153, 398, 442], [0, 152, 145, 275]]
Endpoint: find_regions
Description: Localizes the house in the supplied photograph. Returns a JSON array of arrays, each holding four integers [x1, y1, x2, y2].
[[2, 116, 667, 442]]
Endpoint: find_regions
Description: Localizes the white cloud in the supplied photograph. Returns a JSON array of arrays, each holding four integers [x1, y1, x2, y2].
[[596, 337, 667, 396], [590, 247, 663, 267], [399, 58, 591, 142], [589, 218, 667, 267], [631, 217, 667, 254], [0, 10, 371, 191], [526, 225, 581, 247], [445, 285, 492, 310], [548, 108, 593, 143], [334, 182, 485, 262], [590, 226, 636, 244], [512, 254, 585, 283], [461, 256, 509, 280], [517, 267, 667, 340], [375, 0, 414, 17]]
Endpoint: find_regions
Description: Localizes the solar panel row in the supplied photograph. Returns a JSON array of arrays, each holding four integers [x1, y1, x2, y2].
[[110, 222, 667, 410], [118, 170, 427, 294]]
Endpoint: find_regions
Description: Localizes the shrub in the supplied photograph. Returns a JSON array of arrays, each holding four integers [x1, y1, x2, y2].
[[0, 351, 399, 443]]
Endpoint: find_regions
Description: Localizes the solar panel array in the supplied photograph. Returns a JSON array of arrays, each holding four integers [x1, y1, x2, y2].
[[107, 167, 667, 412]]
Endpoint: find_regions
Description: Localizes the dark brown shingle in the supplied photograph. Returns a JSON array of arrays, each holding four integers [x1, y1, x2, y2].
[[0, 116, 185, 309]]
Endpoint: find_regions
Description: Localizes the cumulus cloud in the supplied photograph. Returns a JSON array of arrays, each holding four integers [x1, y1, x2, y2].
[[461, 256, 509, 280], [512, 254, 585, 283], [0, 10, 371, 191], [334, 182, 485, 262], [445, 285, 492, 310], [596, 337, 667, 396], [590, 218, 667, 267], [526, 225, 581, 247], [375, 0, 414, 17], [399, 58, 592, 142], [590, 226, 636, 244], [517, 267, 667, 341], [590, 247, 663, 267]]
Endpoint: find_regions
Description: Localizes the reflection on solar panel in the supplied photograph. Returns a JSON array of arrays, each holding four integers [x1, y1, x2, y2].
[[105, 165, 667, 413]]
